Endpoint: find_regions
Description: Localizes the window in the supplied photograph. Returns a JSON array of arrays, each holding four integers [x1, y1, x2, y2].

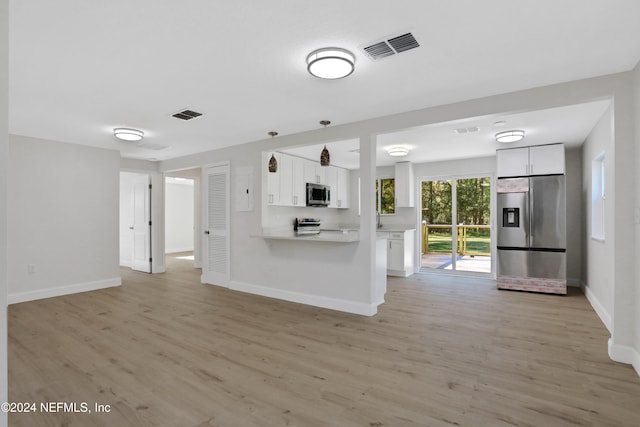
[[376, 178, 395, 214], [591, 152, 605, 240]]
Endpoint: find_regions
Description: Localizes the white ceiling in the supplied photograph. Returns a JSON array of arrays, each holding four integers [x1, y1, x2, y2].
[[282, 100, 611, 169], [8, 1, 640, 162]]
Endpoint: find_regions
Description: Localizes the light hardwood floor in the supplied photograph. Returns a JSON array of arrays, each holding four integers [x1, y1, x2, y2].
[[8, 254, 640, 426]]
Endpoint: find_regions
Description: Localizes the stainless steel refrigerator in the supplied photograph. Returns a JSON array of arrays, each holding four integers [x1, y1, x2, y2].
[[496, 175, 567, 294]]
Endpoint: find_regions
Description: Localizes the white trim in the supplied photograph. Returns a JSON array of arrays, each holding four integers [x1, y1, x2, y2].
[[165, 247, 195, 254], [581, 281, 612, 333], [8, 277, 122, 305], [120, 259, 132, 268], [608, 339, 640, 377], [229, 280, 379, 316]]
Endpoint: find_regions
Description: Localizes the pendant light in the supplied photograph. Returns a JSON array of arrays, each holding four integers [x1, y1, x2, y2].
[[267, 131, 278, 173], [319, 120, 331, 167]]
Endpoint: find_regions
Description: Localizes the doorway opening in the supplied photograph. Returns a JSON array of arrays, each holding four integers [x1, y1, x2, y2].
[[420, 175, 492, 275], [164, 169, 201, 273]]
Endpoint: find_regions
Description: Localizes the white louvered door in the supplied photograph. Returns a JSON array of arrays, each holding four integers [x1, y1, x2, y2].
[[203, 164, 230, 286]]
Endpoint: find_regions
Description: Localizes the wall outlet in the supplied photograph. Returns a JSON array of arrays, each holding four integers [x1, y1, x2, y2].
[[27, 264, 36, 274]]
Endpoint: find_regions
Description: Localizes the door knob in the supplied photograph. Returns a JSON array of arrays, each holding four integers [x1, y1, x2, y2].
[[129, 226, 134, 230], [204, 230, 210, 235]]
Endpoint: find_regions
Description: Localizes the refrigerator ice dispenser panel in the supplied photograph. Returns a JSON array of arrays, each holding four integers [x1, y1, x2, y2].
[[503, 208, 520, 228]]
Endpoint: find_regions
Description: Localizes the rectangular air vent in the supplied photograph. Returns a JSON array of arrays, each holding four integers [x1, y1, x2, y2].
[[172, 109, 203, 121], [363, 32, 420, 61], [137, 142, 170, 151], [387, 33, 420, 53], [454, 126, 480, 135], [363, 42, 395, 60]]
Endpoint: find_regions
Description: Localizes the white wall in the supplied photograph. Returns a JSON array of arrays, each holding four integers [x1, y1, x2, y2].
[[565, 147, 583, 285], [0, 0, 8, 423], [581, 109, 614, 329], [7, 135, 121, 303], [165, 179, 194, 253]]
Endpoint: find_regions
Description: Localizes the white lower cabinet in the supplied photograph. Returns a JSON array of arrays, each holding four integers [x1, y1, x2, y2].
[[377, 230, 415, 277]]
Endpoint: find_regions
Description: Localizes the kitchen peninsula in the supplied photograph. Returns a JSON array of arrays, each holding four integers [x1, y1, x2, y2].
[[255, 228, 360, 243]]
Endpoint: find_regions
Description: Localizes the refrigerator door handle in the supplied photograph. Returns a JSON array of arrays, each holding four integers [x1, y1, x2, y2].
[[528, 180, 533, 247]]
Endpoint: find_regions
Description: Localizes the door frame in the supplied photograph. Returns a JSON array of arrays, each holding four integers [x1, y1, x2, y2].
[[163, 168, 203, 269], [416, 172, 496, 278]]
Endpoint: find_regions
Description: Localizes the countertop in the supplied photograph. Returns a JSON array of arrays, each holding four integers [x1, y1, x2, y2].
[[376, 227, 416, 232], [321, 227, 416, 233], [254, 226, 415, 243], [254, 229, 360, 243]]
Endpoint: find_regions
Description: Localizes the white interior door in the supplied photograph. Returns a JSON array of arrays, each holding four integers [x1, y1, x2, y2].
[[132, 174, 151, 273], [203, 164, 230, 286]]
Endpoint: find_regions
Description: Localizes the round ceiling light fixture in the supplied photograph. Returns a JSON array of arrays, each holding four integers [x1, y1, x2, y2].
[[495, 130, 525, 143], [114, 128, 144, 142], [306, 48, 355, 79], [387, 146, 409, 157]]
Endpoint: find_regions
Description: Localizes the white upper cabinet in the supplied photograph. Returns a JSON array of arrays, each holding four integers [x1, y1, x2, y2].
[[529, 144, 565, 176], [326, 166, 338, 208], [327, 166, 350, 209], [304, 159, 325, 185], [496, 147, 529, 177], [266, 152, 281, 205], [279, 154, 294, 206], [266, 153, 348, 208], [395, 162, 414, 208], [336, 167, 350, 209], [291, 156, 305, 207], [496, 144, 565, 177]]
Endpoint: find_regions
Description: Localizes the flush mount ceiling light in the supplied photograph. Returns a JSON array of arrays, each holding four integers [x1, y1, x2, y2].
[[114, 128, 144, 142], [306, 48, 355, 79], [387, 146, 409, 157], [495, 130, 525, 143]]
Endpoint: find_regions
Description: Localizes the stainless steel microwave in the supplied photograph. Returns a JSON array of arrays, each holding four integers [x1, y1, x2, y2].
[[306, 183, 330, 207]]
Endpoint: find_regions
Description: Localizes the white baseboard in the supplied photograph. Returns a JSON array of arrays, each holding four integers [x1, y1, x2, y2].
[[608, 339, 640, 377], [581, 281, 612, 333], [165, 247, 194, 254], [8, 277, 122, 305], [120, 259, 132, 268], [229, 280, 379, 316]]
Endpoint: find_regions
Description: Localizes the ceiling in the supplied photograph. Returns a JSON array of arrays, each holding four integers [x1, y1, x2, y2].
[[8, 1, 640, 162], [282, 100, 611, 169]]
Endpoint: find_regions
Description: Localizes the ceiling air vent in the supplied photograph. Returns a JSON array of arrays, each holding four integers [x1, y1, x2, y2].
[[172, 109, 203, 121], [137, 142, 170, 151], [454, 126, 480, 135], [387, 33, 420, 53], [363, 41, 395, 60], [363, 32, 420, 61]]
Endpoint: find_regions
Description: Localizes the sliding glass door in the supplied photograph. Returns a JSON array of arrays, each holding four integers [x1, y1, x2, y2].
[[420, 176, 492, 275]]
